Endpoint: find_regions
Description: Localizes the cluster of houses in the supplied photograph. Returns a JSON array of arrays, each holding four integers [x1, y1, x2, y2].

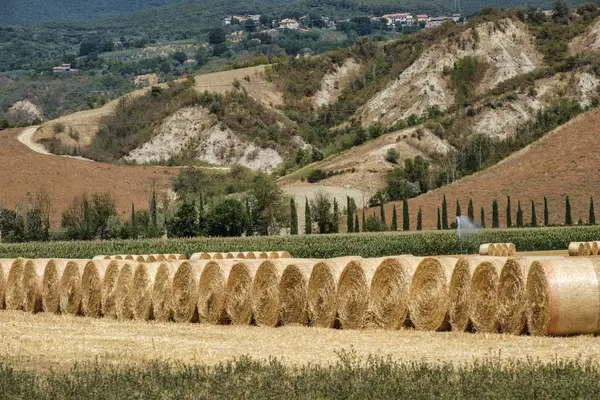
[[223, 13, 463, 32]]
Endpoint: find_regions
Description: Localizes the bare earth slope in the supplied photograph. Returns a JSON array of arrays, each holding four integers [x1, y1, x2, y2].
[[0, 128, 177, 225], [374, 108, 600, 229]]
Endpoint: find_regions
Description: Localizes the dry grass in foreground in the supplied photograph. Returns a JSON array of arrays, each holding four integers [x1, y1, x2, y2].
[[0, 311, 598, 372]]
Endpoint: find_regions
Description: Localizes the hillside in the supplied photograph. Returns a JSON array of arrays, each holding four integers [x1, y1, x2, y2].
[[0, 128, 178, 225], [371, 108, 600, 229]]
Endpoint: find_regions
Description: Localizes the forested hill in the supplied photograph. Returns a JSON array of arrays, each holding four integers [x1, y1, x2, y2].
[[1, 0, 188, 24], [1, 0, 588, 25]]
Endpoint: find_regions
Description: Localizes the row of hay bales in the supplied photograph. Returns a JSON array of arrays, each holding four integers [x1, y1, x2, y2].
[[0, 255, 597, 336], [94, 254, 187, 262], [568, 242, 600, 256], [479, 243, 516, 256], [190, 251, 291, 260]]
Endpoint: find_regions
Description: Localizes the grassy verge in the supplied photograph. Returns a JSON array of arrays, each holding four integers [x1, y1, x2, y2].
[[0, 225, 598, 259], [1, 354, 600, 399]]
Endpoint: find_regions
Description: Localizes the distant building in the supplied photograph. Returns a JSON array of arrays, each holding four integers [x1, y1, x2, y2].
[[52, 64, 72, 73], [233, 14, 261, 23], [425, 16, 454, 28], [416, 14, 429, 22], [279, 18, 300, 30], [231, 31, 244, 43], [382, 13, 414, 26], [451, 13, 462, 22], [223, 17, 232, 25]]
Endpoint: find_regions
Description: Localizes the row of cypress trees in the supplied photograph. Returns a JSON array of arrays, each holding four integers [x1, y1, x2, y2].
[[288, 195, 596, 234]]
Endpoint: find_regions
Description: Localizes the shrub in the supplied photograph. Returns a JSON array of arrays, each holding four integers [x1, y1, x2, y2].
[[52, 122, 65, 134], [307, 169, 327, 183], [385, 148, 399, 164]]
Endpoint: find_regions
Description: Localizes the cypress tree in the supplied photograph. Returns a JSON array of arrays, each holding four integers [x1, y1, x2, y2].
[[506, 196, 512, 228], [480, 207, 486, 228], [492, 199, 499, 228], [402, 199, 410, 231], [304, 197, 312, 234], [456, 200, 461, 217], [380, 202, 386, 228], [468, 199, 474, 221], [416, 208, 423, 231], [362, 209, 366, 230], [531, 200, 537, 227], [565, 196, 572, 226], [391, 205, 398, 231], [346, 196, 353, 233], [544, 197, 549, 226], [131, 203, 137, 239], [332, 198, 340, 233], [355, 214, 360, 233], [150, 187, 158, 228], [290, 198, 298, 235], [437, 207, 441, 230], [589, 197, 596, 225], [516, 200, 523, 228], [245, 197, 253, 236], [441, 195, 448, 229]]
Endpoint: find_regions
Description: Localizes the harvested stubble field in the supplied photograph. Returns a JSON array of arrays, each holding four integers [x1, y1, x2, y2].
[[0, 310, 598, 372]]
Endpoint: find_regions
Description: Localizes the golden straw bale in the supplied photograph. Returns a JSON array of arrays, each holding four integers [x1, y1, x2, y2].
[[527, 258, 600, 336], [233, 252, 245, 259], [101, 260, 126, 318], [307, 256, 362, 328], [243, 252, 257, 259], [254, 252, 268, 259], [115, 261, 137, 320], [479, 244, 496, 256], [468, 259, 507, 332], [6, 258, 28, 310], [81, 260, 113, 317], [448, 256, 506, 331], [277, 251, 292, 258], [0, 259, 15, 310], [209, 252, 224, 260], [58, 260, 88, 315], [114, 255, 123, 260], [408, 257, 458, 331], [590, 242, 599, 256], [224, 253, 235, 259], [224, 260, 262, 325], [132, 262, 162, 320], [268, 252, 280, 259], [366, 256, 421, 329], [336, 258, 382, 329], [197, 260, 237, 324], [171, 261, 206, 323], [279, 260, 315, 326], [135, 256, 146, 262], [190, 252, 211, 261], [568, 242, 584, 256], [145, 255, 157, 262], [152, 261, 180, 322], [583, 242, 592, 256], [22, 259, 52, 313], [250, 260, 288, 327], [124, 255, 134, 260]]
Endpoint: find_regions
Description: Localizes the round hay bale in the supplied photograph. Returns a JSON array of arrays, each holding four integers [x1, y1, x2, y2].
[[233, 252, 245, 259], [224, 253, 235, 259], [145, 255, 157, 263], [277, 251, 292, 259], [468, 259, 506, 333], [527, 258, 600, 336], [568, 242, 585, 256], [268, 251, 280, 259], [243, 252, 257, 259], [6, 258, 27, 310], [101, 260, 126, 319], [208, 252, 224, 260], [171, 261, 206, 322], [583, 242, 592, 256], [255, 252, 269, 259], [408, 257, 458, 331], [591, 242, 599, 256], [448, 256, 505, 331], [497, 244, 509, 257], [307, 257, 361, 328], [190, 252, 211, 261], [115, 261, 137, 320], [156, 254, 168, 262], [224, 260, 262, 325], [496, 257, 561, 334], [336, 258, 381, 329], [114, 255, 123, 260], [152, 261, 180, 322], [279, 260, 315, 326], [506, 243, 517, 256], [22, 259, 52, 313], [0, 259, 15, 310], [132, 261, 161, 320], [366, 256, 421, 329], [197, 260, 236, 324], [250, 260, 287, 327], [59, 260, 87, 315], [479, 244, 496, 256], [81, 260, 113, 317], [124, 255, 134, 260], [135, 256, 146, 262]]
